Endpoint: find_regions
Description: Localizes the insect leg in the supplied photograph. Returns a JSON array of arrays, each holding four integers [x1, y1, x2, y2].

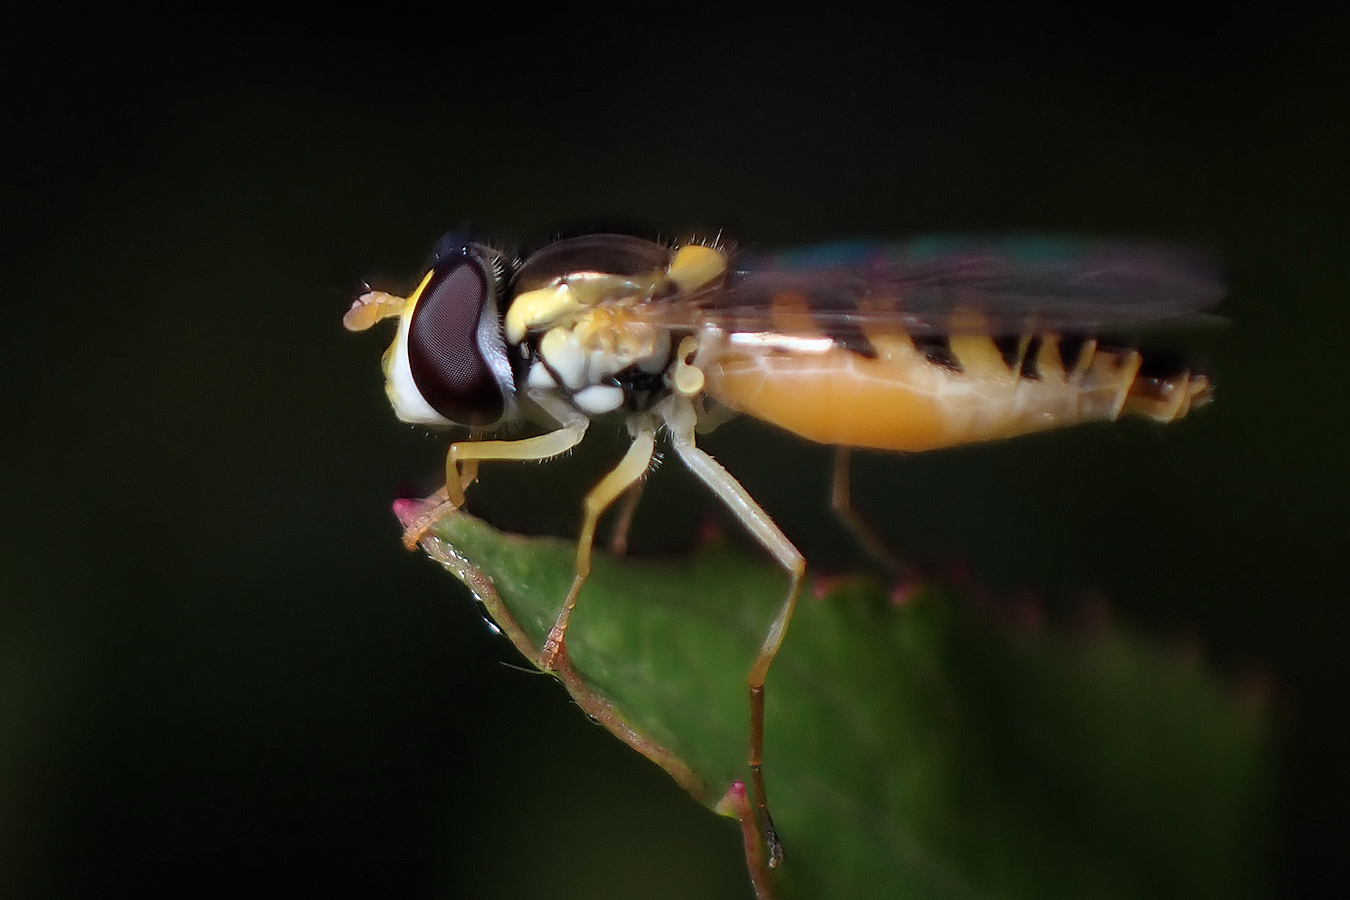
[[446, 395, 590, 505], [606, 480, 647, 556], [662, 397, 803, 869], [830, 446, 911, 576], [401, 403, 589, 550], [540, 416, 657, 670]]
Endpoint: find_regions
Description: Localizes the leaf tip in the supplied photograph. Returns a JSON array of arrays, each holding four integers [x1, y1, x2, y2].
[[391, 497, 422, 528], [714, 780, 749, 818]]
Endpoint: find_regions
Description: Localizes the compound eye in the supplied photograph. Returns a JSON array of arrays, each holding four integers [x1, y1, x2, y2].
[[406, 257, 508, 426]]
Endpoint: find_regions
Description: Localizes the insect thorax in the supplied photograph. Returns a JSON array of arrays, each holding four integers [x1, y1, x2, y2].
[[522, 306, 676, 416]]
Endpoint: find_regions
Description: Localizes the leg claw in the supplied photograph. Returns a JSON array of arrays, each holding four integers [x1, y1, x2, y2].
[[538, 636, 566, 672]]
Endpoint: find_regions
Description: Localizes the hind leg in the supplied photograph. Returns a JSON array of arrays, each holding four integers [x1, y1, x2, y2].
[[662, 396, 803, 868], [830, 447, 920, 578]]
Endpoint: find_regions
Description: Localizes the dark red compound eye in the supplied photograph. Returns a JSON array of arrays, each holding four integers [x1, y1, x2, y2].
[[406, 256, 509, 426]]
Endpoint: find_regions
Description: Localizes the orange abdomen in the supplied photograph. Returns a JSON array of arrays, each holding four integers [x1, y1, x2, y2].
[[702, 332, 1209, 451]]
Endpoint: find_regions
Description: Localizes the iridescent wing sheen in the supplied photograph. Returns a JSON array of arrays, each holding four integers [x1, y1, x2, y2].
[[630, 237, 1225, 336]]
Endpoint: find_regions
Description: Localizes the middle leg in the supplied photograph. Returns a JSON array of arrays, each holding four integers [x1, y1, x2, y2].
[[539, 415, 658, 670]]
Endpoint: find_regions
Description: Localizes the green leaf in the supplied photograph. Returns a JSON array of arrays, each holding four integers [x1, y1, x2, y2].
[[416, 508, 1269, 900]]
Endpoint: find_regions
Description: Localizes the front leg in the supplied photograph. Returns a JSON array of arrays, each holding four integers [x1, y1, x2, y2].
[[401, 397, 590, 549]]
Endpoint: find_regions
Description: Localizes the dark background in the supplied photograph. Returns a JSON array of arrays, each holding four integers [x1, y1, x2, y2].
[[3, 4, 1346, 897]]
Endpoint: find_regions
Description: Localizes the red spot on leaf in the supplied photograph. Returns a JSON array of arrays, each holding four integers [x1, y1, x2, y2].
[[813, 573, 849, 600], [697, 513, 726, 547], [890, 579, 923, 607]]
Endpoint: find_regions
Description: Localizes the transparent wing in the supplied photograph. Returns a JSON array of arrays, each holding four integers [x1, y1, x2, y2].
[[631, 237, 1225, 336], [514, 234, 674, 291]]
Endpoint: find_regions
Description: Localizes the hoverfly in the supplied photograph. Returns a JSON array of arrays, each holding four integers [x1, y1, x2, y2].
[[345, 230, 1220, 865]]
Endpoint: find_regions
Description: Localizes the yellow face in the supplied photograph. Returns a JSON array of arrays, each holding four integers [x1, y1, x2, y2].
[[366, 270, 453, 426]]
